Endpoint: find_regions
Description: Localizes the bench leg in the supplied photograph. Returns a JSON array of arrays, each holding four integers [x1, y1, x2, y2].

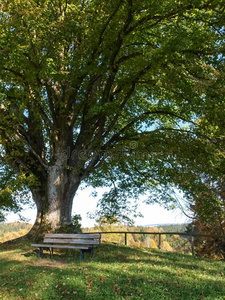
[[80, 250, 85, 261], [49, 248, 53, 258], [90, 248, 94, 258], [79, 248, 94, 261], [38, 248, 43, 258]]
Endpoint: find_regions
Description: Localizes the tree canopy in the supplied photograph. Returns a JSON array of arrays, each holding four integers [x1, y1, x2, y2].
[[0, 0, 225, 232]]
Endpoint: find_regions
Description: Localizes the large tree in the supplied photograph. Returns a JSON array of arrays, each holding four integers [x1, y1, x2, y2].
[[0, 0, 224, 236]]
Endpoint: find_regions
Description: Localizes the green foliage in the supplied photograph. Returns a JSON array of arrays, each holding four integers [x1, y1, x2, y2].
[[71, 214, 82, 232], [187, 177, 225, 260], [0, 0, 225, 227], [0, 241, 225, 299], [54, 214, 82, 233], [0, 162, 34, 222]]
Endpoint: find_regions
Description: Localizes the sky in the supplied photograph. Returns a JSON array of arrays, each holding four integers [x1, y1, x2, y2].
[[6, 186, 191, 227]]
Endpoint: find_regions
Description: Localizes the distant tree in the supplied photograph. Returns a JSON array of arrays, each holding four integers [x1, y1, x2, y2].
[[91, 216, 126, 244], [143, 236, 158, 249], [189, 178, 225, 260], [0, 0, 225, 237]]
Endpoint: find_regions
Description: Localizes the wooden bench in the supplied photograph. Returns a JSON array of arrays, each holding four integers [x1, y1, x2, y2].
[[31, 233, 101, 261]]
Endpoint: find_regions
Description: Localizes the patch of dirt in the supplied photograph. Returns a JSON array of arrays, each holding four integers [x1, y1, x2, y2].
[[33, 259, 68, 268]]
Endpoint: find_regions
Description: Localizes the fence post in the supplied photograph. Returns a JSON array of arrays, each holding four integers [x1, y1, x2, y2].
[[191, 235, 194, 256], [158, 233, 161, 249], [125, 233, 127, 246]]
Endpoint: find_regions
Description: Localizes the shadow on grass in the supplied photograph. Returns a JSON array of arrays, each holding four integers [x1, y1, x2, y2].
[[18, 242, 225, 276], [92, 243, 223, 273], [0, 242, 225, 300]]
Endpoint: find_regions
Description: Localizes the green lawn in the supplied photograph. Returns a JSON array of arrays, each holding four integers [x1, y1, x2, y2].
[[0, 240, 224, 300]]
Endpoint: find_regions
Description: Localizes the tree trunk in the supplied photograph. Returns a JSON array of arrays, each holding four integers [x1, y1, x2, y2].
[[27, 159, 81, 240]]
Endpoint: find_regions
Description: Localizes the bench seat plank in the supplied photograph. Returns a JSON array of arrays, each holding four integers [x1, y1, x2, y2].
[[43, 238, 100, 245], [45, 234, 100, 239], [31, 243, 90, 250]]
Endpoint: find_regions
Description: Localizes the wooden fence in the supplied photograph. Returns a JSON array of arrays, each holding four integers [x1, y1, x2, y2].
[[92, 231, 225, 256]]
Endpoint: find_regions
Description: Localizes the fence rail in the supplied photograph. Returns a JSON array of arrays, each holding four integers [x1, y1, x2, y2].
[[91, 231, 225, 256]]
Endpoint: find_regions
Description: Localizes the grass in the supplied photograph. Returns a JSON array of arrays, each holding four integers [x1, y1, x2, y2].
[[0, 240, 225, 300]]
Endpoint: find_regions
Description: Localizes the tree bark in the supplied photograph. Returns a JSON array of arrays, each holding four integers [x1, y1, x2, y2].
[[27, 159, 81, 240]]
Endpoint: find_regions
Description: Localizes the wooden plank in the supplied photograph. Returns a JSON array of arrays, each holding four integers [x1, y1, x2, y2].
[[31, 244, 90, 250], [45, 233, 101, 239], [43, 238, 100, 245]]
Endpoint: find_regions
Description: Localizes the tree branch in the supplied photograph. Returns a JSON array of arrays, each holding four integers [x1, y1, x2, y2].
[[104, 110, 196, 146], [18, 126, 49, 171], [26, 84, 53, 131], [3, 67, 25, 79], [102, 65, 152, 138], [115, 52, 142, 65], [89, 1, 123, 63]]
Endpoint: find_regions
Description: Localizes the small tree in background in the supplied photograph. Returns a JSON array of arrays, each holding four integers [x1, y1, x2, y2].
[[189, 178, 225, 260]]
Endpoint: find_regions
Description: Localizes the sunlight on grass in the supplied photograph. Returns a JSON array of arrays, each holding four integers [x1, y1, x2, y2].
[[0, 241, 225, 299]]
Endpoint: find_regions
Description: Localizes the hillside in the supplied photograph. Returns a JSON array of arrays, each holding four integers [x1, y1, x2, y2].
[[85, 223, 193, 254], [0, 222, 33, 234], [0, 240, 224, 299], [156, 224, 189, 232], [0, 222, 32, 242]]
